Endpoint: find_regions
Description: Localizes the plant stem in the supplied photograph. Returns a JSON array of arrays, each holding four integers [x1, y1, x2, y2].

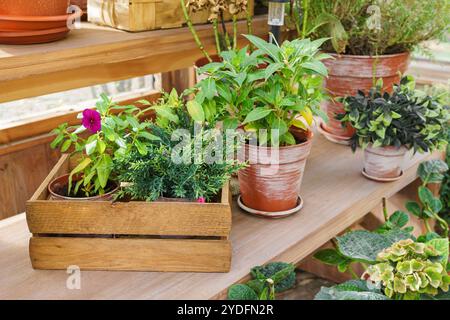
[[246, 1, 253, 36], [348, 265, 359, 279], [424, 218, 432, 233], [434, 213, 449, 238], [301, 0, 309, 39], [382, 197, 388, 222], [212, 19, 221, 55], [180, 0, 211, 62], [220, 11, 232, 50], [232, 15, 238, 50]]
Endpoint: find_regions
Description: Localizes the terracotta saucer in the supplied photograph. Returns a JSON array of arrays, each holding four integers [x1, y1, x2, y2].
[[0, 27, 70, 45], [361, 168, 404, 182], [317, 121, 351, 145], [0, 11, 82, 31], [237, 196, 304, 219]]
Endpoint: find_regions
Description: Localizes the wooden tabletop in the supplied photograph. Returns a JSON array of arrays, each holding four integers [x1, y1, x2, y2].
[[0, 134, 439, 300], [0, 17, 268, 104]]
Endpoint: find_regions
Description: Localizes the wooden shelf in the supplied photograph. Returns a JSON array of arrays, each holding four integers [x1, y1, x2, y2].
[[0, 16, 268, 104], [0, 134, 441, 299]]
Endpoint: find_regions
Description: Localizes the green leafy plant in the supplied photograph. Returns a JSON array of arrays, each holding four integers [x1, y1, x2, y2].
[[405, 159, 449, 238], [302, 0, 450, 55], [364, 238, 450, 300], [115, 91, 244, 202], [337, 76, 449, 153], [315, 238, 450, 300], [50, 95, 158, 197], [196, 35, 330, 145], [228, 262, 296, 300]]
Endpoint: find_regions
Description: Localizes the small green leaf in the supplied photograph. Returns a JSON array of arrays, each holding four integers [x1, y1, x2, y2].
[[60, 140, 71, 153], [186, 100, 205, 123], [227, 284, 258, 300], [85, 139, 98, 156], [242, 107, 272, 124], [96, 154, 112, 188], [314, 249, 348, 266], [405, 201, 422, 217]]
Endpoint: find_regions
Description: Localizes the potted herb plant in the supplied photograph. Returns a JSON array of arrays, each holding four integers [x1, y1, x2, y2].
[[337, 76, 449, 181], [196, 35, 329, 216], [49, 94, 158, 200], [300, 0, 450, 143], [115, 89, 244, 202]]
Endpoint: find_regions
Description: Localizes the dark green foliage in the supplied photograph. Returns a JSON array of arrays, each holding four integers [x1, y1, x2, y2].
[[337, 77, 449, 153], [250, 262, 296, 293], [315, 280, 388, 300], [227, 262, 296, 300], [439, 131, 450, 224]]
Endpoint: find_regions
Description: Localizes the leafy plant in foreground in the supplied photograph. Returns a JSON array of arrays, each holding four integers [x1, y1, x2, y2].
[[196, 35, 330, 145], [50, 95, 158, 197], [228, 262, 296, 300], [116, 91, 244, 201], [337, 76, 449, 153], [405, 160, 449, 238]]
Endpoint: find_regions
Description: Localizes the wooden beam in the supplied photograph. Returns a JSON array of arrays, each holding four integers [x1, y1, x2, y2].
[[0, 16, 268, 103]]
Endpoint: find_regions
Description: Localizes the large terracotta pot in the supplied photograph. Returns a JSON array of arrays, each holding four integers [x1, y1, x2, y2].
[[48, 174, 119, 201], [363, 145, 408, 181], [0, 0, 70, 16], [322, 52, 410, 141], [238, 131, 313, 213]]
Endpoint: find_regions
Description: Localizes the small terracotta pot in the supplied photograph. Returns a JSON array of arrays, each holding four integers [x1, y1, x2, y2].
[[194, 54, 222, 83], [322, 52, 410, 141], [48, 174, 119, 201], [238, 131, 313, 213], [363, 145, 408, 180], [0, 0, 70, 16]]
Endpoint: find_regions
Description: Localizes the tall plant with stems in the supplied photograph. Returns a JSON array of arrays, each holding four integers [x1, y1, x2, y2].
[[181, 0, 252, 61]]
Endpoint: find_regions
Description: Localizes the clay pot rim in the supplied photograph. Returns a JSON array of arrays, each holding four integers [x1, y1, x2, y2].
[[325, 51, 410, 60], [0, 26, 68, 37], [48, 173, 119, 201], [0, 11, 82, 22], [362, 168, 404, 182], [244, 130, 314, 151], [237, 195, 304, 218]]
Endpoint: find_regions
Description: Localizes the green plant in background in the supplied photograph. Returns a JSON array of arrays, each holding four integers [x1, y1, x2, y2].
[[228, 262, 296, 300], [50, 95, 159, 197], [405, 160, 449, 238], [115, 91, 244, 202], [181, 0, 252, 61], [315, 238, 450, 300], [364, 238, 450, 300], [302, 0, 450, 55], [196, 35, 330, 145], [337, 76, 449, 153]]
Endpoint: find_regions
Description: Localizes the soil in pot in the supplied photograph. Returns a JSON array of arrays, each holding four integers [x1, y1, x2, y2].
[[48, 174, 119, 201], [363, 145, 408, 180], [238, 130, 313, 213], [0, 0, 70, 16], [322, 52, 410, 141]]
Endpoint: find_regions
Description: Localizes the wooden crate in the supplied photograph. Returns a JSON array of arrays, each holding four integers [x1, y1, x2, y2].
[[26, 154, 232, 272], [88, 0, 254, 32]]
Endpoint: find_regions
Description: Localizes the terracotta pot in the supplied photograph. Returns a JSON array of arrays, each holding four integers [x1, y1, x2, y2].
[[0, 12, 81, 31], [0, 26, 70, 45], [0, 0, 70, 16], [322, 52, 410, 141], [194, 54, 222, 83], [363, 145, 408, 180], [238, 131, 313, 212], [48, 174, 119, 201]]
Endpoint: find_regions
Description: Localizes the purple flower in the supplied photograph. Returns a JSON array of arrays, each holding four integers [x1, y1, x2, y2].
[[81, 109, 101, 133]]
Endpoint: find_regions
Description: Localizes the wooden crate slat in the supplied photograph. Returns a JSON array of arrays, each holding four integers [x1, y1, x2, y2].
[[30, 237, 231, 272], [27, 200, 231, 236]]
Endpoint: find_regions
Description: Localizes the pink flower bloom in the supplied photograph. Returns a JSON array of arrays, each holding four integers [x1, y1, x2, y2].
[[81, 109, 101, 133], [197, 197, 206, 203]]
